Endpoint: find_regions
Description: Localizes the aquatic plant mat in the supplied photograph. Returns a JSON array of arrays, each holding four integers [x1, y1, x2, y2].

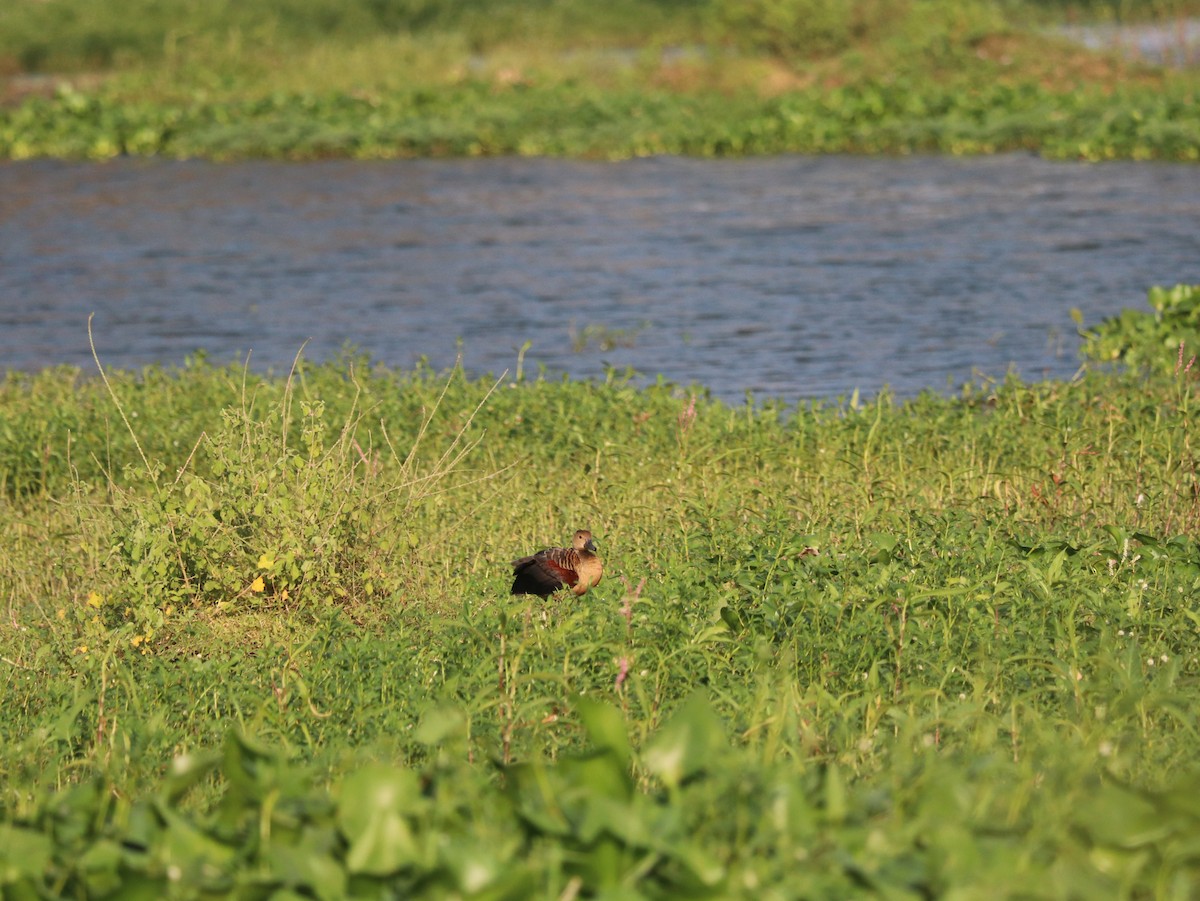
[[3, 288, 1200, 897]]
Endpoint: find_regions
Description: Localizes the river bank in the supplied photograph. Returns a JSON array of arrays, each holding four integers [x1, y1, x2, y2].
[[3, 4, 1198, 162]]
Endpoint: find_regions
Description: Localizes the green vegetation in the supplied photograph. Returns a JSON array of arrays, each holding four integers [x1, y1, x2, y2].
[[1078, 283, 1200, 374], [2, 0, 1199, 160], [2, 286, 1200, 897], [3, 0, 1196, 891]]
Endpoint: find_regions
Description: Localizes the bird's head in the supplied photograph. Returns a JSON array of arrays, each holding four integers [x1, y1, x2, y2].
[[573, 529, 598, 554]]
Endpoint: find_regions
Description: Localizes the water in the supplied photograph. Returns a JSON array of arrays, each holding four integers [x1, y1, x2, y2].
[[2, 154, 1197, 403], [1057, 18, 1200, 68]]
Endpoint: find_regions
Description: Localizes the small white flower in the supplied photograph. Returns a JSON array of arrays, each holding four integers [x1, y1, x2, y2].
[[1098, 741, 1114, 757]]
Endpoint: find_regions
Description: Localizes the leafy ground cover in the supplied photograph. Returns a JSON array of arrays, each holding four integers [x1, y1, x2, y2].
[[3, 76, 1198, 161], [2, 0, 1199, 160], [1, 287, 1199, 897]]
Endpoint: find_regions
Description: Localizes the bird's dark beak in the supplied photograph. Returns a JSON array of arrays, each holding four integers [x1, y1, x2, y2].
[[585, 538, 598, 553]]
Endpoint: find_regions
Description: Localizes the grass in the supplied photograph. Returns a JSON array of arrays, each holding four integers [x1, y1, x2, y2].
[[2, 289, 1200, 896]]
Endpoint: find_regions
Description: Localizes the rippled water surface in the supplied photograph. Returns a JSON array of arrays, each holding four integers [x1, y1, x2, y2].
[[2, 155, 1198, 401]]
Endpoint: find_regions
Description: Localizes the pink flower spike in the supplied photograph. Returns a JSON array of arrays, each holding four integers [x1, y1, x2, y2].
[[615, 656, 630, 691], [678, 396, 697, 434]]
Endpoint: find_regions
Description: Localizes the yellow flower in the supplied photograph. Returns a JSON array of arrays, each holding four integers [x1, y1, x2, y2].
[[280, 589, 290, 601], [257, 552, 276, 570], [250, 576, 265, 593], [131, 635, 144, 647], [86, 592, 104, 608], [75, 645, 88, 654], [57, 609, 66, 621]]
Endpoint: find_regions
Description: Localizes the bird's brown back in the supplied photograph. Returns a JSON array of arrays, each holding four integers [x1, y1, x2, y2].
[[511, 529, 602, 598]]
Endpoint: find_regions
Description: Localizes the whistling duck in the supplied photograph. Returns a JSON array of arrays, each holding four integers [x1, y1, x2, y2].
[[511, 529, 603, 598]]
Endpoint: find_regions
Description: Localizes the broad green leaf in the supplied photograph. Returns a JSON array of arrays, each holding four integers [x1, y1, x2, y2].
[[0, 825, 53, 884], [439, 835, 531, 897], [154, 802, 239, 878], [642, 693, 725, 790], [505, 762, 573, 837], [102, 875, 171, 901], [560, 750, 633, 807], [78, 839, 124, 896], [575, 834, 636, 892], [265, 842, 347, 901], [414, 705, 468, 746], [570, 793, 644, 847], [1075, 782, 1172, 848], [575, 696, 632, 765], [162, 750, 222, 803], [337, 766, 422, 875], [668, 841, 727, 892], [867, 532, 899, 564], [223, 730, 285, 801]]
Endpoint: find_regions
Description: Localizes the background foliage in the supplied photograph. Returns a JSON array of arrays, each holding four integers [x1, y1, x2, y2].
[[2, 0, 1196, 73], [2, 0, 1199, 160], [1078, 283, 1200, 373]]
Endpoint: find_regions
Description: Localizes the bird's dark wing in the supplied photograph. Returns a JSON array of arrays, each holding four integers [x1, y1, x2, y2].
[[511, 548, 581, 597]]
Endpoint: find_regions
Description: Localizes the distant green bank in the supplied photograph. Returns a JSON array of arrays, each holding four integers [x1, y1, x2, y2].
[[3, 0, 1200, 161], [4, 77, 1199, 161]]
